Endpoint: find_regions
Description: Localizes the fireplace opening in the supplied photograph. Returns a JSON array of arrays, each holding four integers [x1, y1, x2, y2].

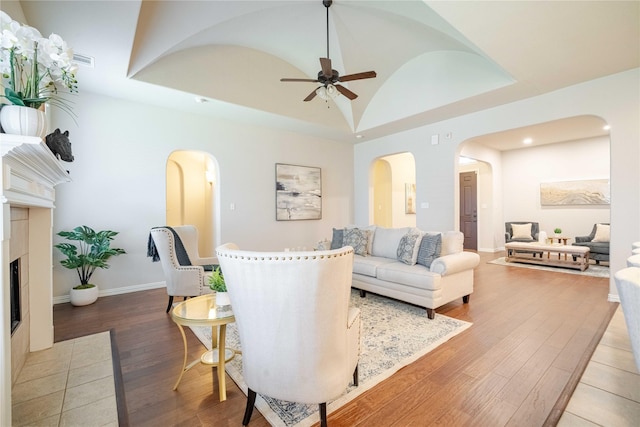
[[10, 258, 21, 335]]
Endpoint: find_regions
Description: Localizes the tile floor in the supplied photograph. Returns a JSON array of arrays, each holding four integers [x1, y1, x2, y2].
[[11, 331, 118, 427], [558, 306, 640, 426], [11, 308, 640, 426]]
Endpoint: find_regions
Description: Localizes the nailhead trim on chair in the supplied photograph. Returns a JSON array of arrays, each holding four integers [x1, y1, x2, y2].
[[216, 248, 354, 262], [154, 228, 209, 295]]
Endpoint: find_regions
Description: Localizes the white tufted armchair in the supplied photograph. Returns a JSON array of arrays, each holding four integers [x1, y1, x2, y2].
[[149, 226, 217, 312], [216, 243, 361, 427]]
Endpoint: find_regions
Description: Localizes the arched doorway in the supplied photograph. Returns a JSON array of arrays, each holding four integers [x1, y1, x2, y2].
[[370, 152, 416, 228], [166, 150, 218, 256]]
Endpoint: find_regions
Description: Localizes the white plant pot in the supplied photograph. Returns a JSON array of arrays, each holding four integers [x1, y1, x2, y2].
[[215, 291, 230, 306], [70, 285, 99, 306], [0, 105, 47, 139]]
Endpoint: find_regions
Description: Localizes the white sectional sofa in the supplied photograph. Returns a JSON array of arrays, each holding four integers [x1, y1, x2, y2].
[[330, 226, 480, 319]]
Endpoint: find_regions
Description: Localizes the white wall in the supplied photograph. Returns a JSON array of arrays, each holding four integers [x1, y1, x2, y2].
[[502, 137, 610, 243], [355, 69, 640, 300], [50, 92, 354, 298]]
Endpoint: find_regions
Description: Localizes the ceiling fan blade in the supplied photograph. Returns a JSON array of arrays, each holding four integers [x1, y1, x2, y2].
[[320, 57, 332, 78], [303, 88, 318, 102], [281, 78, 320, 83], [335, 84, 358, 100], [339, 71, 377, 82]]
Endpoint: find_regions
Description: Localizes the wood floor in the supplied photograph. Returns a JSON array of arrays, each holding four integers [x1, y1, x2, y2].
[[53, 252, 615, 427]]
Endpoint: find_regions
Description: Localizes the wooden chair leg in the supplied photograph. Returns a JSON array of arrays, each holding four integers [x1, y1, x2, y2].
[[353, 365, 359, 387], [165, 296, 174, 313], [243, 388, 257, 426], [463, 295, 470, 304], [426, 308, 435, 319], [319, 403, 328, 427]]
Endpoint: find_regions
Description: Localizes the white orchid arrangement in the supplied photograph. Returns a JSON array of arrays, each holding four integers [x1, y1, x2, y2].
[[0, 11, 77, 116]]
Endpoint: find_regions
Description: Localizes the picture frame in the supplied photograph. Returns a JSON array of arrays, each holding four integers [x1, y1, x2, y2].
[[405, 183, 416, 214], [540, 179, 610, 206], [276, 163, 322, 220]]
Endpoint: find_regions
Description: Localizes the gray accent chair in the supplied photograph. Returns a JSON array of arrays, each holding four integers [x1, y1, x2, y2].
[[572, 223, 610, 264], [505, 221, 542, 257], [505, 221, 540, 243]]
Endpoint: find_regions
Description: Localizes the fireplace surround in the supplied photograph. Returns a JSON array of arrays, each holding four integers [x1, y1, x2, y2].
[[0, 133, 71, 426]]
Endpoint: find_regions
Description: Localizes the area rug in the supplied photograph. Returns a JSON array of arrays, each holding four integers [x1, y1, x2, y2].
[[190, 289, 471, 427], [488, 257, 609, 278]]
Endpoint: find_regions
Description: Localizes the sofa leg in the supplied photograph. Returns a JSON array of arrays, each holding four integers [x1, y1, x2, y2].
[[359, 289, 366, 298], [463, 295, 470, 304], [426, 308, 435, 319]]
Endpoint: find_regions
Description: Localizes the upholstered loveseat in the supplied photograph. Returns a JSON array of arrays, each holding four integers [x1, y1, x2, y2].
[[330, 226, 480, 319]]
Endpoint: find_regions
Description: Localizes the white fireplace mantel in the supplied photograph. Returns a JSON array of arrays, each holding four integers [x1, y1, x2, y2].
[[0, 133, 72, 427]]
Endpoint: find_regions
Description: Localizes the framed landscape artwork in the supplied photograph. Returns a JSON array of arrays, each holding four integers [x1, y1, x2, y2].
[[540, 179, 610, 206], [275, 163, 322, 220]]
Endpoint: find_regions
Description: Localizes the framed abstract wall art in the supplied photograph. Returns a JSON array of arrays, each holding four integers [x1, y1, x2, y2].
[[405, 183, 416, 214], [275, 163, 322, 220], [540, 179, 610, 206]]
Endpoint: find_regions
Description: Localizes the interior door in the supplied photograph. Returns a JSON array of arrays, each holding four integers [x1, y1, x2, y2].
[[460, 171, 478, 250]]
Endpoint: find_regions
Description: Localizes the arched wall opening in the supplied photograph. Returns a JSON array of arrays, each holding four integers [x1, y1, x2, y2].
[[166, 150, 219, 256], [455, 115, 611, 253], [369, 152, 416, 228]]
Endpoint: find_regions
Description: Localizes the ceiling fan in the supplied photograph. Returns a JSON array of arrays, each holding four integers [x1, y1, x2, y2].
[[280, 0, 377, 102]]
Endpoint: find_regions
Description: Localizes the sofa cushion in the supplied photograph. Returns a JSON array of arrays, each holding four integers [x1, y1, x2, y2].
[[353, 255, 397, 277], [376, 262, 440, 291], [416, 233, 442, 267], [330, 228, 344, 250], [372, 227, 410, 258], [439, 231, 464, 256], [397, 229, 423, 265], [344, 228, 370, 256], [592, 223, 610, 242]]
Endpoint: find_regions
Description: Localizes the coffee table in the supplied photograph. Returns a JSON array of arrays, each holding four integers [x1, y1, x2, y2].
[[170, 293, 237, 401], [505, 242, 590, 271]]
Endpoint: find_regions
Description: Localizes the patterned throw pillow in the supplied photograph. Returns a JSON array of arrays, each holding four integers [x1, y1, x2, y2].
[[396, 229, 423, 265], [343, 228, 369, 256], [330, 228, 344, 250], [416, 233, 442, 267]]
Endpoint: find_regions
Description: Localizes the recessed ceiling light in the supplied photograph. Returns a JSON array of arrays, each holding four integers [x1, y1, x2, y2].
[[523, 138, 533, 145], [194, 97, 208, 103], [355, 134, 363, 139], [603, 125, 611, 130]]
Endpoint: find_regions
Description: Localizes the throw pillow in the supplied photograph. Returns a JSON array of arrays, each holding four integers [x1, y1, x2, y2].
[[346, 225, 376, 254], [511, 223, 533, 240], [417, 233, 442, 268], [592, 223, 610, 242], [330, 228, 344, 250], [343, 228, 369, 256], [396, 229, 423, 265]]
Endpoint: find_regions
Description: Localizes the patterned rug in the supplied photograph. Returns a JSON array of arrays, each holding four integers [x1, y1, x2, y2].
[[488, 256, 610, 278], [190, 289, 472, 427]]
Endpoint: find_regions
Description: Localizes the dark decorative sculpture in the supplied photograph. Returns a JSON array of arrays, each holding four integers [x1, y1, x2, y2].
[[45, 128, 74, 162]]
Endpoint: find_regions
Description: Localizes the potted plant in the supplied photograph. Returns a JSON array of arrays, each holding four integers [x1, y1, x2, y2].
[[209, 266, 230, 306], [54, 225, 126, 306], [554, 228, 562, 235], [0, 11, 79, 136]]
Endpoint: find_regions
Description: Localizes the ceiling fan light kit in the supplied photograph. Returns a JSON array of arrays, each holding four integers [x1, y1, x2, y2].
[[280, 0, 377, 102]]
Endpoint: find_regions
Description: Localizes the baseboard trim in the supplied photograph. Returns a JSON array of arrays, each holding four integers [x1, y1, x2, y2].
[[608, 293, 621, 303], [53, 282, 166, 305]]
